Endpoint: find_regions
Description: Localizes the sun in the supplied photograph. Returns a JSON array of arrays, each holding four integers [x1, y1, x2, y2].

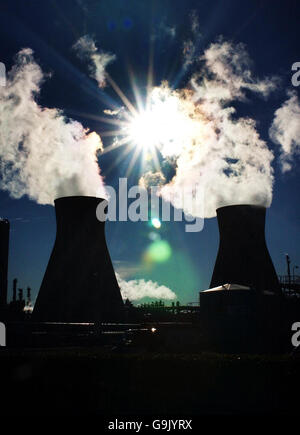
[[126, 110, 159, 151], [90, 72, 199, 176], [121, 85, 200, 159], [122, 86, 183, 154]]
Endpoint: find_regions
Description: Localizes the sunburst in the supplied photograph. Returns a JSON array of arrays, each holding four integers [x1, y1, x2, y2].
[[93, 66, 198, 177]]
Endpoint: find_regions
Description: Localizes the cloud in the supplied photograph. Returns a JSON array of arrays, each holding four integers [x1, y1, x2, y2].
[[113, 260, 141, 279], [139, 171, 166, 189], [103, 108, 123, 116], [182, 11, 201, 70], [136, 40, 278, 218], [199, 40, 278, 99], [116, 273, 177, 301], [72, 35, 116, 88], [0, 48, 106, 204], [190, 10, 200, 36], [165, 26, 176, 39], [269, 90, 300, 172], [183, 40, 196, 70], [151, 21, 176, 42]]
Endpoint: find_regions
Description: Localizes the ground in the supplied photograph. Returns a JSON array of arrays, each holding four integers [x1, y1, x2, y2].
[[0, 346, 299, 416]]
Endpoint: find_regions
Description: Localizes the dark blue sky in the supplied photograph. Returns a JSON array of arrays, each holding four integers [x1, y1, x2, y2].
[[0, 0, 299, 304]]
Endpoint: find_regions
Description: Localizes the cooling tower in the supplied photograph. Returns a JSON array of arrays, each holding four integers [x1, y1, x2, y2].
[[210, 205, 280, 294], [32, 196, 124, 322], [0, 219, 10, 307]]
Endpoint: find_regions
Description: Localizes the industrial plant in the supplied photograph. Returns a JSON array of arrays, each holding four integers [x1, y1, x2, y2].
[[0, 197, 299, 353]]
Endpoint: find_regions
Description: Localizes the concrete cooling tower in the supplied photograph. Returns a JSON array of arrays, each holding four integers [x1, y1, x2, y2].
[[210, 204, 280, 294], [32, 196, 124, 322]]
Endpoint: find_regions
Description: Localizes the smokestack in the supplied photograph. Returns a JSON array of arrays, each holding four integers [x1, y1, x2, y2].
[[27, 287, 31, 304], [33, 196, 124, 322], [210, 205, 280, 294], [0, 219, 10, 307], [18, 288, 23, 302]]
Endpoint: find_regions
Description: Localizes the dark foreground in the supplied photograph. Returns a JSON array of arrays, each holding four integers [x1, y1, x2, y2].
[[0, 346, 299, 416]]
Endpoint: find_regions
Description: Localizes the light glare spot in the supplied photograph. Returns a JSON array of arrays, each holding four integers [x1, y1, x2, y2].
[[146, 240, 172, 263], [151, 217, 161, 229]]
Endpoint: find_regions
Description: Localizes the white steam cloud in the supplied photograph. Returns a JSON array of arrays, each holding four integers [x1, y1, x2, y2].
[[139, 171, 166, 189], [200, 40, 278, 99], [116, 273, 176, 301], [138, 40, 279, 218], [0, 48, 106, 204], [182, 11, 200, 70], [72, 35, 116, 88], [269, 90, 300, 172]]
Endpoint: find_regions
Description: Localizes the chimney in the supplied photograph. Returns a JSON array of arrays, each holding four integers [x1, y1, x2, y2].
[[0, 219, 9, 307], [210, 205, 280, 294], [27, 287, 31, 304], [18, 288, 23, 302], [32, 196, 124, 322]]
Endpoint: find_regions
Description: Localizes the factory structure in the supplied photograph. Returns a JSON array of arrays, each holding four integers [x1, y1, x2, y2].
[[210, 205, 280, 292], [199, 205, 286, 352], [0, 197, 299, 352], [0, 220, 35, 320], [200, 204, 281, 309], [32, 196, 124, 322]]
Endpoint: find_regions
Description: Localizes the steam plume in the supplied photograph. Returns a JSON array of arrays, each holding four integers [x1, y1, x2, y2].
[[269, 90, 300, 172], [140, 40, 278, 218], [72, 35, 116, 88], [139, 171, 166, 189], [116, 273, 176, 301], [0, 48, 106, 204]]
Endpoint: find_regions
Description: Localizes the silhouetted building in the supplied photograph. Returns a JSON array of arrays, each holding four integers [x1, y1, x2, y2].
[[210, 205, 280, 293], [9, 281, 25, 318], [0, 219, 9, 308], [33, 196, 124, 322], [200, 205, 281, 352]]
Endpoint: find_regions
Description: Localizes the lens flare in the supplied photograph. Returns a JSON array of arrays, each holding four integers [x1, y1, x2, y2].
[[151, 217, 161, 229], [99, 70, 207, 178], [127, 110, 157, 150], [123, 85, 201, 157], [146, 240, 172, 263]]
